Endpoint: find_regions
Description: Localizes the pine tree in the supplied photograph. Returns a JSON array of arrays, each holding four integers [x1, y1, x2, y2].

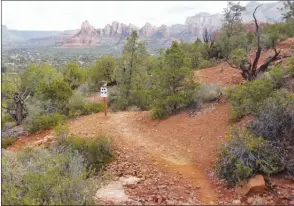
[[114, 30, 150, 110], [151, 41, 199, 119], [221, 1, 246, 59], [281, 0, 294, 21]]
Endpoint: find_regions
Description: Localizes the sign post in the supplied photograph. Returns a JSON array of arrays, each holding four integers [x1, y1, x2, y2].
[[100, 86, 108, 116]]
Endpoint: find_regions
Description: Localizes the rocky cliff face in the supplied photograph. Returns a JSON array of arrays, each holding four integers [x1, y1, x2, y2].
[[4, 1, 282, 50], [62, 20, 99, 47], [62, 1, 283, 48]]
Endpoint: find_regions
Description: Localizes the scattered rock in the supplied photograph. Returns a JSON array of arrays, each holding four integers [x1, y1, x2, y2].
[[2, 125, 27, 137], [252, 196, 265, 205], [247, 197, 254, 204], [236, 175, 265, 195], [232, 199, 241, 204], [166, 200, 175, 205], [96, 181, 129, 204], [43, 135, 54, 143], [290, 200, 294, 205]]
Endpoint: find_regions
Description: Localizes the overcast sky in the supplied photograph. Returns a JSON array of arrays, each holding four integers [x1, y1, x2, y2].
[[2, 1, 276, 31]]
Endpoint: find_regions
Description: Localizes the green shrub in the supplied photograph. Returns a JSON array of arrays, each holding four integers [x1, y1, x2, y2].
[[58, 136, 113, 172], [26, 113, 65, 133], [151, 103, 169, 119], [2, 136, 18, 149], [1, 113, 15, 128], [2, 148, 95, 205], [197, 84, 222, 103], [267, 65, 286, 88], [227, 78, 274, 121], [251, 91, 294, 143], [66, 94, 103, 118], [83, 102, 103, 114], [215, 127, 284, 186], [197, 58, 216, 70], [251, 92, 294, 179], [285, 55, 294, 76]]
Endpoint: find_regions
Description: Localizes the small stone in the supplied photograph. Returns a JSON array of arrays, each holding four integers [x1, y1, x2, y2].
[[158, 185, 167, 189], [290, 200, 294, 205], [166, 200, 175, 205], [247, 197, 254, 204], [252, 196, 265, 205], [266, 196, 273, 201], [196, 186, 201, 189], [157, 197, 163, 204], [268, 200, 274, 204], [232, 199, 241, 204]]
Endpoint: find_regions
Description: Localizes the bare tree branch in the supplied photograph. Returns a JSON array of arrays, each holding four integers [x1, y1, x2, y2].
[[259, 49, 281, 72], [21, 87, 28, 99], [251, 4, 263, 73], [225, 60, 239, 69], [24, 92, 31, 101]]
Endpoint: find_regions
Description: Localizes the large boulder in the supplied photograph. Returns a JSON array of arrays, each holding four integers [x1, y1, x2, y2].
[[236, 175, 266, 196]]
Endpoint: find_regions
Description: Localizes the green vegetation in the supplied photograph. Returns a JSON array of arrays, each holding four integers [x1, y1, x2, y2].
[[25, 113, 65, 133], [2, 136, 18, 149], [111, 31, 151, 111], [66, 94, 103, 118], [2, 130, 113, 205], [218, 56, 294, 184], [215, 127, 284, 186], [63, 62, 87, 90], [89, 55, 116, 90], [2, 2, 294, 193], [215, 1, 294, 183], [151, 41, 200, 119], [227, 57, 294, 122], [227, 78, 274, 121], [57, 136, 113, 172]]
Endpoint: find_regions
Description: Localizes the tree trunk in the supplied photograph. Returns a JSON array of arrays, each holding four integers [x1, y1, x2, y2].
[[14, 93, 25, 125]]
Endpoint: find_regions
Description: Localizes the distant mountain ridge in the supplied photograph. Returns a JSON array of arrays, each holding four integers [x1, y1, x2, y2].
[[2, 1, 284, 50]]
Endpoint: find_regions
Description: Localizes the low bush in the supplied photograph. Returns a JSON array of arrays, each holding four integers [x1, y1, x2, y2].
[[151, 102, 169, 119], [57, 136, 113, 172], [67, 94, 103, 118], [215, 127, 284, 186], [25, 113, 65, 134], [107, 86, 129, 112], [251, 91, 294, 143], [226, 78, 274, 121], [251, 92, 294, 179], [197, 84, 222, 103], [285, 55, 294, 76], [2, 148, 95, 205], [197, 58, 216, 70], [1, 113, 15, 128], [266, 65, 286, 88], [2, 136, 18, 149]]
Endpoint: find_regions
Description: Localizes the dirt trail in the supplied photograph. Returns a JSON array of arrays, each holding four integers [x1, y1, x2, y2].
[[58, 102, 232, 204]]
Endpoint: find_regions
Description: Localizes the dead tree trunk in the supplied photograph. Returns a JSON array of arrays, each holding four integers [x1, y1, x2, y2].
[[226, 4, 281, 81], [14, 92, 26, 125], [3, 89, 30, 125]]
